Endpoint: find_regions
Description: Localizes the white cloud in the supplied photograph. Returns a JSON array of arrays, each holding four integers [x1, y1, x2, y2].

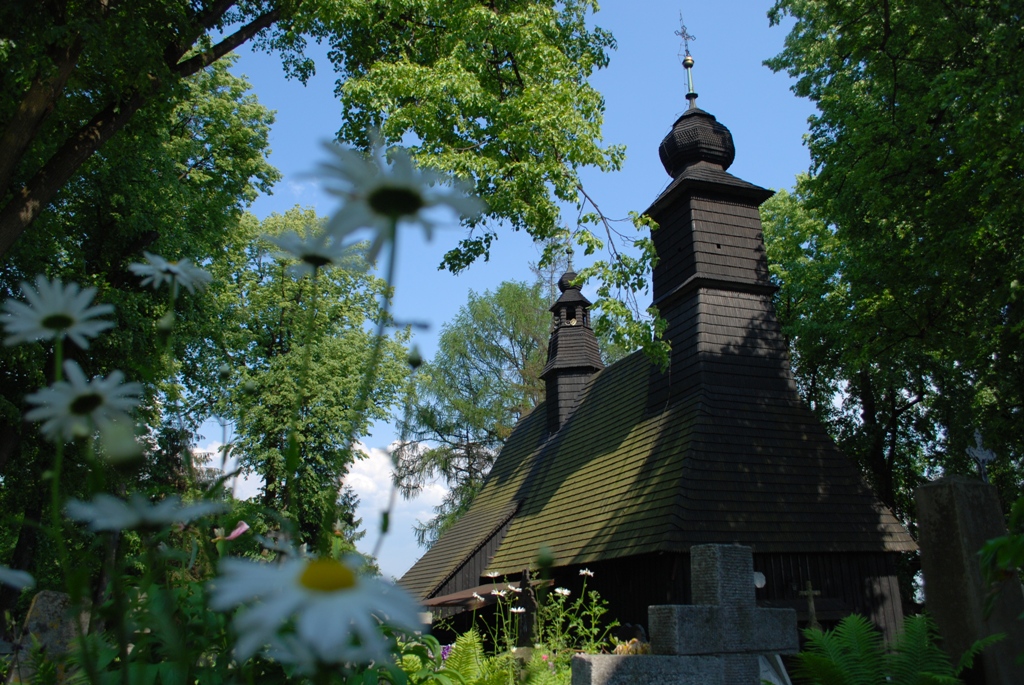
[[197, 441, 263, 501], [348, 443, 448, 581], [286, 179, 321, 201], [196, 435, 450, 581]]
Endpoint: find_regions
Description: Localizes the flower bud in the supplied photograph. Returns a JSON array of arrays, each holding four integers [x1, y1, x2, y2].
[[407, 345, 423, 370]]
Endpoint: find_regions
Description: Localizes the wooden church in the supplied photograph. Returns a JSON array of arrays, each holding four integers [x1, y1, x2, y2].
[[398, 57, 917, 640]]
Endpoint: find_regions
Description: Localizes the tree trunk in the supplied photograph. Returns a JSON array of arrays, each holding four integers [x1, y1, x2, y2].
[[0, 4, 279, 258], [0, 38, 83, 198], [0, 90, 147, 256], [858, 369, 894, 511]]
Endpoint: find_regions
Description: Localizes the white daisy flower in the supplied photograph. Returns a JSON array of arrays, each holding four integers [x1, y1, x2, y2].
[[0, 565, 35, 590], [484, 570, 500, 579], [507, 584, 523, 593], [554, 587, 570, 597], [208, 556, 422, 671], [66, 493, 226, 532], [319, 142, 484, 263], [579, 568, 595, 577], [129, 252, 212, 294], [510, 606, 526, 614], [472, 592, 485, 602], [2, 275, 114, 348], [25, 360, 142, 442], [266, 230, 355, 277]]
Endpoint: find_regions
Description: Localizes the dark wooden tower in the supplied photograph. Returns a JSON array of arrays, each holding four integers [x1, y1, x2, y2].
[[541, 271, 604, 434], [399, 58, 916, 641]]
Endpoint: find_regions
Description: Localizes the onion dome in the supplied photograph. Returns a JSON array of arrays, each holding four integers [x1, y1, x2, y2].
[[557, 270, 578, 294], [548, 271, 592, 328], [658, 53, 736, 178], [658, 109, 735, 177]]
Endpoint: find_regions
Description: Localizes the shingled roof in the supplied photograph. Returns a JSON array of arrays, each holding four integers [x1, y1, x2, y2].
[[400, 350, 913, 598], [399, 63, 916, 602]]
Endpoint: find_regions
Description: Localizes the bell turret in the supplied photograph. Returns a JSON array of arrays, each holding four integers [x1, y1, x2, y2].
[[540, 271, 603, 433]]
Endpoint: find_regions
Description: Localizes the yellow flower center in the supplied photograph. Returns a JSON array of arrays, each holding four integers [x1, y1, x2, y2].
[[298, 558, 357, 592], [368, 186, 425, 217], [70, 392, 103, 415], [41, 313, 74, 330]]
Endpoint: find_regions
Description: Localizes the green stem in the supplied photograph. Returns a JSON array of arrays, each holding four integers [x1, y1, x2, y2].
[[47, 334, 99, 685], [284, 269, 322, 517], [49, 336, 64, 537], [372, 371, 417, 559], [349, 219, 398, 549], [111, 546, 130, 685]]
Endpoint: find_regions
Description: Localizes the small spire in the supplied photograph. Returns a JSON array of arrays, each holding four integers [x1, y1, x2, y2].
[[675, 16, 698, 109], [683, 54, 698, 109]]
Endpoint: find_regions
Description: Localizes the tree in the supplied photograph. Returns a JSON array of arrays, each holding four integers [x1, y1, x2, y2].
[[395, 280, 551, 546], [765, 1, 1024, 500], [0, 0, 620, 261], [762, 186, 939, 523], [0, 59, 277, 623], [194, 207, 409, 551]]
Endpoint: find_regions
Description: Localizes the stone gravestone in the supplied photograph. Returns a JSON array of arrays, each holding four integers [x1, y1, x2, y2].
[[572, 544, 798, 685], [6, 590, 82, 684], [916, 476, 1024, 685]]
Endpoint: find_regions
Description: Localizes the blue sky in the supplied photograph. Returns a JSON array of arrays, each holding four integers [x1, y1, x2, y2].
[[216, 1, 818, 579]]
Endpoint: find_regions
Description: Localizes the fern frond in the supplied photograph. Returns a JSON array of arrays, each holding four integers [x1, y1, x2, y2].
[[446, 629, 486, 684], [792, 652, 852, 685], [831, 615, 886, 685], [793, 616, 885, 685], [887, 615, 953, 685], [954, 631, 1004, 675]]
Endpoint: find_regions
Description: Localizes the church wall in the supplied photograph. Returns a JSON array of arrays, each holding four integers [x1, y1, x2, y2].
[[536, 551, 904, 644], [428, 515, 516, 618]]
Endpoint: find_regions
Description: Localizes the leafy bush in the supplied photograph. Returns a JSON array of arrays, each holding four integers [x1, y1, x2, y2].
[[793, 613, 1000, 685]]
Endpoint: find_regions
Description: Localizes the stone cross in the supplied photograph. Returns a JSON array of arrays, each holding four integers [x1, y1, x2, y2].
[[965, 430, 996, 483], [571, 544, 798, 685], [799, 581, 822, 631]]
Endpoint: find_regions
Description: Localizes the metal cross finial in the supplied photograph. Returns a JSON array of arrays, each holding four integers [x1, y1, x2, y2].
[[675, 14, 696, 57], [675, 14, 698, 109], [966, 429, 996, 483]]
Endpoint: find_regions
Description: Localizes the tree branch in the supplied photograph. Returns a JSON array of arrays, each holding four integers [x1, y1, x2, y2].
[[0, 90, 146, 257], [172, 8, 282, 78], [0, 36, 83, 200]]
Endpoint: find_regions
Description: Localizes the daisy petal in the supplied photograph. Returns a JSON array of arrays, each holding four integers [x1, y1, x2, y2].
[[2, 276, 113, 348]]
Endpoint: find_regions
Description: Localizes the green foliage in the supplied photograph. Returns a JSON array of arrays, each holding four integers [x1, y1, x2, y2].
[[438, 627, 570, 685], [793, 613, 999, 685], [329, 0, 622, 268], [446, 629, 488, 684], [1, 0, 666, 371], [980, 494, 1024, 618], [760, 184, 937, 523], [535, 579, 617, 666], [395, 634, 467, 685], [765, 0, 1024, 502], [395, 280, 550, 547], [0, 58, 277, 620], [194, 207, 409, 551]]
